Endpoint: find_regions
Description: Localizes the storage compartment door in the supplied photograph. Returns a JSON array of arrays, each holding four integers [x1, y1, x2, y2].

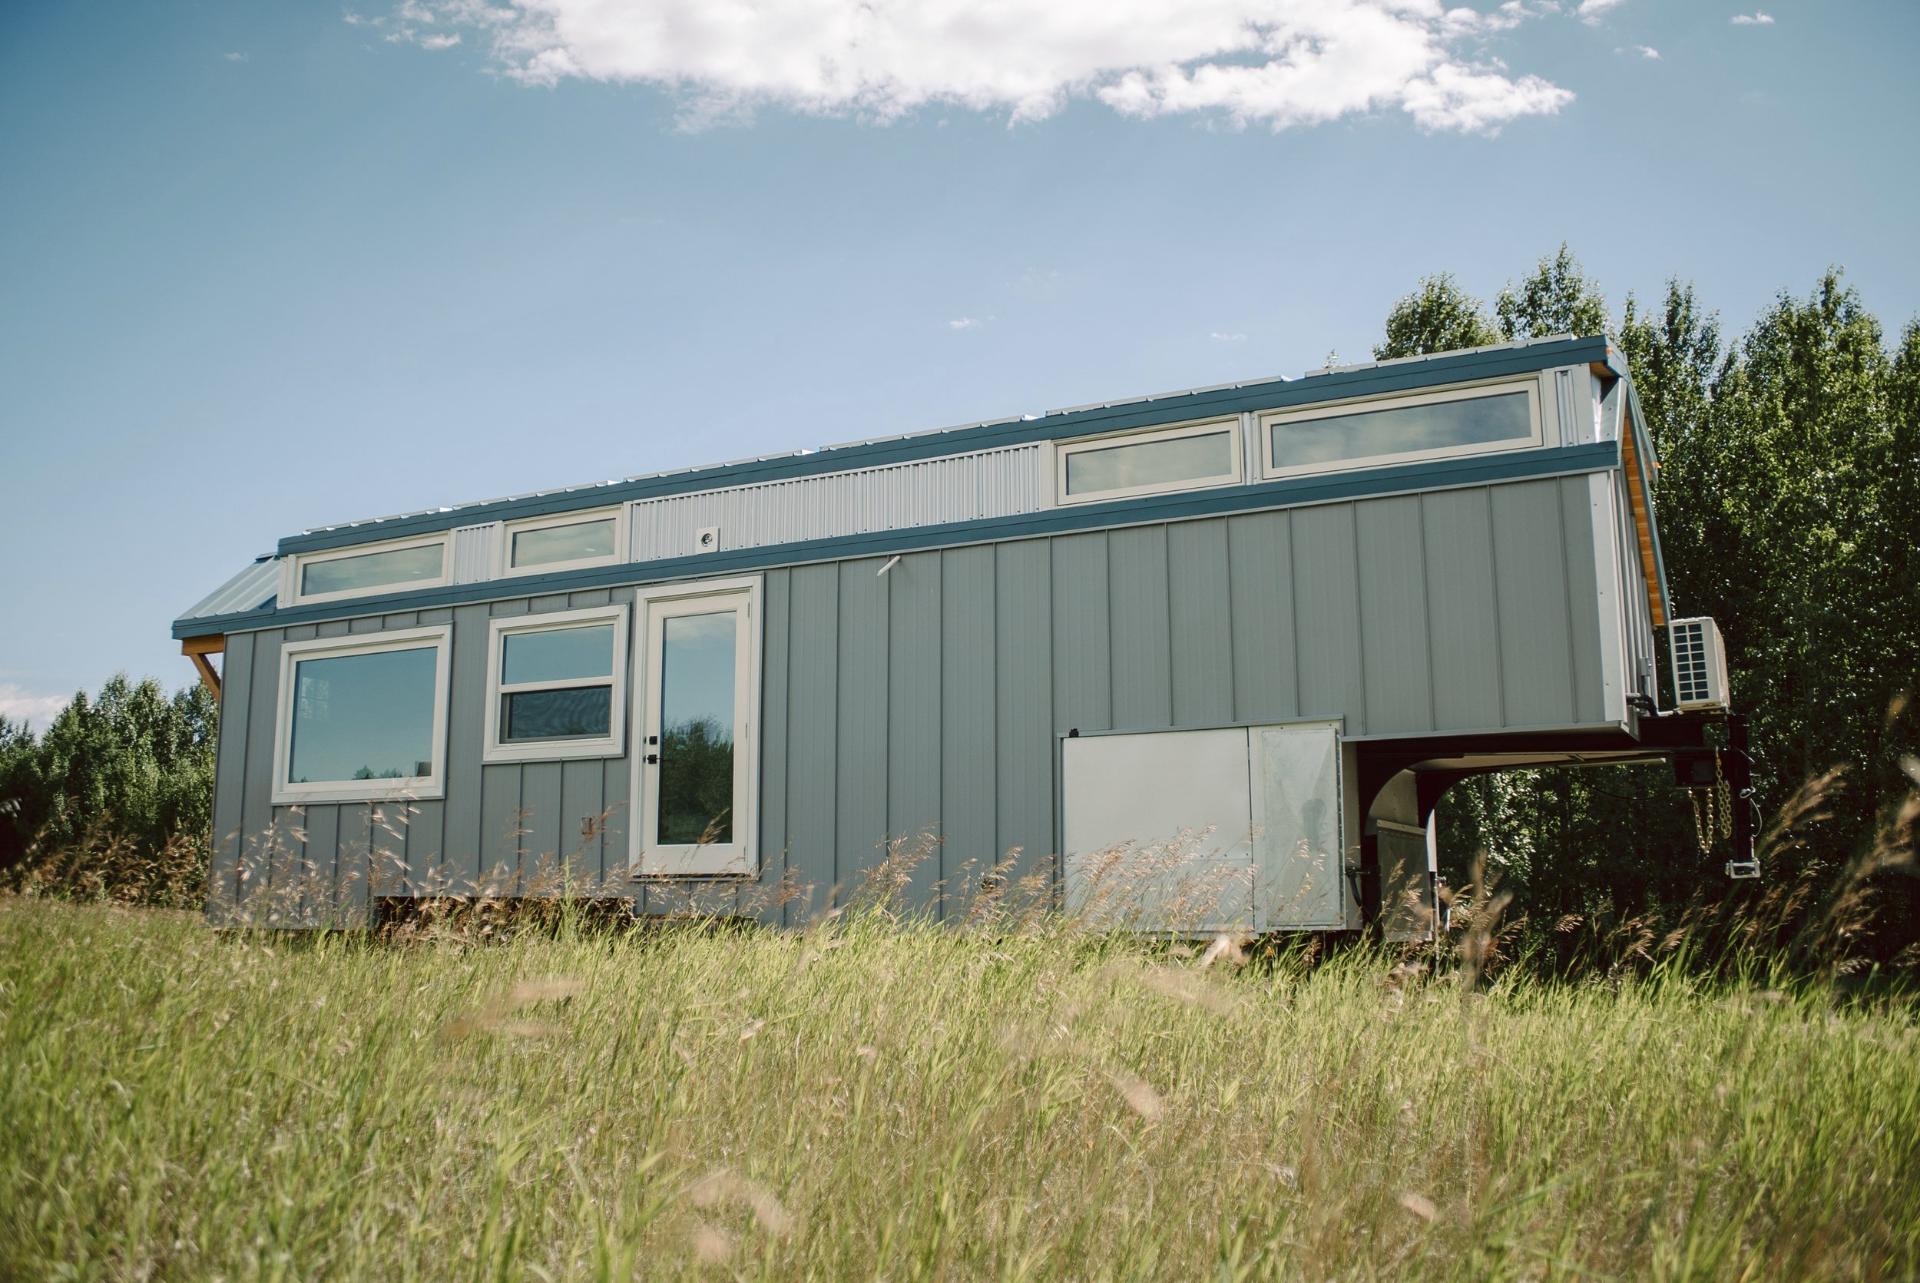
[[1250, 723, 1345, 929], [1061, 728, 1255, 933]]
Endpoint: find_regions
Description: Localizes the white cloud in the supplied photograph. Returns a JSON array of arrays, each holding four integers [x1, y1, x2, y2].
[[367, 1, 1574, 135], [948, 316, 986, 331], [1210, 331, 1247, 342], [1575, 0, 1623, 23], [0, 684, 69, 731], [224, 50, 249, 62], [1731, 11, 1774, 24], [1633, 44, 1659, 58], [419, 32, 461, 49]]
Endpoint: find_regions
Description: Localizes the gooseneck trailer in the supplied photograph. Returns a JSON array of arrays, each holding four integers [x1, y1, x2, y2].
[[174, 336, 1752, 931]]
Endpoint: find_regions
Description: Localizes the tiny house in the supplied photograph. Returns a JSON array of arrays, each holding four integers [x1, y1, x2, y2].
[[175, 336, 1742, 932]]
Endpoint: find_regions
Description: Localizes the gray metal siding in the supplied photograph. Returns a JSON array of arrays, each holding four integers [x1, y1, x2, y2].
[[628, 444, 1048, 565], [994, 541, 1053, 890], [1421, 489, 1505, 728], [1355, 496, 1433, 735], [884, 554, 943, 909], [1225, 511, 1298, 725], [939, 546, 997, 912], [207, 477, 1621, 926], [1491, 481, 1578, 727]]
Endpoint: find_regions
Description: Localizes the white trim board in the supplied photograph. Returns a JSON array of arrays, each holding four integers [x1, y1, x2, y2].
[[482, 604, 631, 764], [270, 625, 453, 805], [627, 574, 764, 879]]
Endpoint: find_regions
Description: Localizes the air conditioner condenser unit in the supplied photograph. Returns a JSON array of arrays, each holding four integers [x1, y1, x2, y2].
[[1668, 616, 1731, 711]]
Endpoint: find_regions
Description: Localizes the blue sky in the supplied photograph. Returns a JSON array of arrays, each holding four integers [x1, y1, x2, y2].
[[1, 0, 1915, 724]]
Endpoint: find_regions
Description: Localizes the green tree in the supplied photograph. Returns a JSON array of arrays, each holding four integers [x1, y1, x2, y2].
[[1379, 255, 1920, 941], [1495, 243, 1608, 340], [1374, 272, 1500, 360], [0, 675, 217, 903]]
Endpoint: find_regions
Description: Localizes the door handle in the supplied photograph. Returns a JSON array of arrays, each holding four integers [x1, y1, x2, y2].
[[645, 753, 659, 765]]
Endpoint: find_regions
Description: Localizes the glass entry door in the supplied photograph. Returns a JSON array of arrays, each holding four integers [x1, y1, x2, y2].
[[633, 578, 760, 877]]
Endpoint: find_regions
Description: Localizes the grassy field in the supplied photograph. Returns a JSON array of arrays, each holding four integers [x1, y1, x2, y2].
[[2, 898, 1917, 1282]]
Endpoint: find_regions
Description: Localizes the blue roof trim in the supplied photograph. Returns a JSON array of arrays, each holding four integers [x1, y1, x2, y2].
[[182, 440, 1621, 639], [276, 336, 1616, 556]]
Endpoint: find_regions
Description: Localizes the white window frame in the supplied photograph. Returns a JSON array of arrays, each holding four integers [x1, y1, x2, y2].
[[1052, 416, 1244, 506], [500, 506, 628, 577], [288, 534, 453, 607], [1258, 378, 1542, 480], [629, 575, 763, 879], [271, 625, 452, 805], [483, 605, 629, 764]]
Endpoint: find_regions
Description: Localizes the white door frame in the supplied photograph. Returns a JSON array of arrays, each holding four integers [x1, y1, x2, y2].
[[628, 575, 762, 878]]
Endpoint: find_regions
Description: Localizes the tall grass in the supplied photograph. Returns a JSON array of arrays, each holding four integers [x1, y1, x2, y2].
[[2, 896, 1916, 1281]]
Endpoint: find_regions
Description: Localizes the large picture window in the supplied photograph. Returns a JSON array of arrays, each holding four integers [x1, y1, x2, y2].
[[1054, 418, 1243, 505], [291, 535, 451, 606], [502, 508, 626, 576], [1260, 380, 1541, 478], [484, 605, 629, 763], [631, 576, 762, 878], [271, 626, 452, 804]]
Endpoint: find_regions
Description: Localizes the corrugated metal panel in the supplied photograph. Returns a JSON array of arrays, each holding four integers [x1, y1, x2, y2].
[[181, 558, 280, 622], [453, 524, 501, 584], [1555, 368, 1581, 444], [628, 444, 1047, 564]]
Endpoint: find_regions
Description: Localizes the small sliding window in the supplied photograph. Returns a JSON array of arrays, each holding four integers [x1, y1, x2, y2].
[[291, 534, 451, 605], [484, 605, 629, 763], [502, 507, 626, 576], [1054, 418, 1243, 506], [1260, 380, 1541, 479]]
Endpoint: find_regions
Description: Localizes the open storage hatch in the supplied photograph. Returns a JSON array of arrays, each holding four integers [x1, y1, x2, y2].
[[1061, 723, 1346, 933]]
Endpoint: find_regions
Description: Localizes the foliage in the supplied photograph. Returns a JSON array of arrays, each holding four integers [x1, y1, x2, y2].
[[1378, 250, 1920, 955], [1493, 241, 1608, 341], [1, 897, 1916, 1281], [0, 675, 215, 907], [1373, 271, 1500, 360], [658, 717, 737, 845]]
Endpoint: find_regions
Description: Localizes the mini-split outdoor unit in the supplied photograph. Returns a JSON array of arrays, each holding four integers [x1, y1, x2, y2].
[[1669, 616, 1731, 712]]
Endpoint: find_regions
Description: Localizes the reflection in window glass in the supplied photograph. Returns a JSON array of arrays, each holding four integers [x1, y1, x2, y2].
[[1270, 390, 1532, 471], [301, 544, 444, 597], [502, 688, 613, 741], [1065, 430, 1234, 496], [511, 519, 616, 569], [656, 611, 736, 845], [502, 624, 614, 685], [289, 646, 438, 784]]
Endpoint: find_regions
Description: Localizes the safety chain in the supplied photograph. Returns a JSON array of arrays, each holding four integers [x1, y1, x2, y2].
[[1689, 752, 1734, 853]]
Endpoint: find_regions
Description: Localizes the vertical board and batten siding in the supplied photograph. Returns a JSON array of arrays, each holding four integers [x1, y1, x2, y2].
[[208, 477, 1620, 927]]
